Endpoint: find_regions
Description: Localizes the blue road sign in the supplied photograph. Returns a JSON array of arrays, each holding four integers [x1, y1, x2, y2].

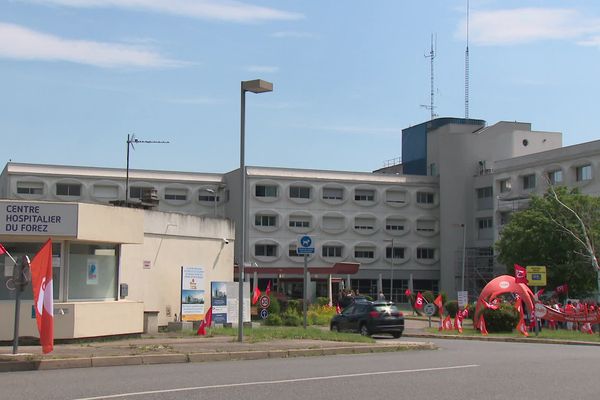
[[300, 235, 312, 248], [259, 308, 269, 319], [296, 247, 314, 255]]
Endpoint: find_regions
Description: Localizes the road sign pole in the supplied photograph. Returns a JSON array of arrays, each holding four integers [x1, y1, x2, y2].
[[303, 253, 308, 329]]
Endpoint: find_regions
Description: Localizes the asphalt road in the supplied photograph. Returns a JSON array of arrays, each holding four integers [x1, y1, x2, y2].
[[1, 338, 598, 400]]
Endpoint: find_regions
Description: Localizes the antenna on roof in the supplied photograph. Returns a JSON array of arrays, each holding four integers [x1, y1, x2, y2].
[[421, 33, 437, 120], [126, 133, 170, 205], [465, 0, 470, 119]]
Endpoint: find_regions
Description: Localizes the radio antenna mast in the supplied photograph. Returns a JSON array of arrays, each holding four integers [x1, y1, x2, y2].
[[465, 0, 470, 119], [125, 133, 170, 205], [421, 33, 437, 120]]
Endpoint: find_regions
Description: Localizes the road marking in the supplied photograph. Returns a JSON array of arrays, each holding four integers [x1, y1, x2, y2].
[[72, 364, 479, 400]]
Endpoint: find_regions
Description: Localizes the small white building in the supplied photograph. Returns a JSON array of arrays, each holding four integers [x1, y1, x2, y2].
[[0, 199, 234, 341]]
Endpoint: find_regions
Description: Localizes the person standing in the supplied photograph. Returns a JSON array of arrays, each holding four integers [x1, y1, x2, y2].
[[377, 291, 386, 301]]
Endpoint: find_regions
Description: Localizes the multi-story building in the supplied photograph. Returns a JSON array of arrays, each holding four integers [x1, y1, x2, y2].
[[1, 117, 598, 302]]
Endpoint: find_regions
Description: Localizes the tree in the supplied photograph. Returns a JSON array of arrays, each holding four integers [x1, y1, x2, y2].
[[496, 187, 600, 298]]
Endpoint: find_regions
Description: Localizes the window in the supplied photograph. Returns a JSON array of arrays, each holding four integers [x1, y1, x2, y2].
[[416, 192, 434, 204], [385, 190, 406, 204], [255, 185, 278, 198], [478, 217, 493, 240], [322, 187, 343, 200], [499, 179, 511, 193], [322, 246, 342, 257], [576, 165, 592, 182], [354, 217, 375, 231], [255, 244, 277, 257], [129, 186, 154, 199], [416, 248, 435, 259], [68, 243, 118, 300], [199, 194, 219, 202], [522, 174, 536, 190], [56, 183, 81, 197], [93, 184, 118, 199], [354, 189, 375, 201], [429, 163, 438, 177], [289, 186, 310, 199], [385, 247, 405, 259], [288, 245, 302, 257], [476, 186, 493, 210], [416, 220, 435, 232], [547, 170, 563, 185], [165, 188, 187, 201], [478, 218, 493, 230], [289, 215, 310, 228], [386, 218, 405, 232], [354, 247, 374, 259], [255, 215, 277, 227], [322, 215, 345, 231], [16, 182, 43, 195]]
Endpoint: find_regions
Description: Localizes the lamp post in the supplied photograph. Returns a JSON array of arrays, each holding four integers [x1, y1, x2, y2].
[[238, 79, 273, 342], [461, 223, 466, 292]]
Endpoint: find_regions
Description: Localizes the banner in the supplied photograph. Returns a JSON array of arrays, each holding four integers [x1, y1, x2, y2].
[[181, 266, 205, 322], [210, 281, 251, 324], [535, 303, 600, 324]]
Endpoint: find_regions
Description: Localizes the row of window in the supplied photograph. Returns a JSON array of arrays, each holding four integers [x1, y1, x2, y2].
[[254, 243, 438, 260], [254, 213, 438, 234], [254, 184, 437, 205], [15, 182, 224, 204], [497, 164, 593, 194]]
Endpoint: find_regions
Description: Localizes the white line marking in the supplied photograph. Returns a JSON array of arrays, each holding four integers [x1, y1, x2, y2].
[[72, 364, 479, 400]]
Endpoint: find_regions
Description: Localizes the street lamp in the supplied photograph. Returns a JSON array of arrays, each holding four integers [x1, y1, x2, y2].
[[239, 79, 273, 342], [460, 223, 466, 292]]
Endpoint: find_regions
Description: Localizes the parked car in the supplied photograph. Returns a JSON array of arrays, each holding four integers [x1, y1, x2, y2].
[[330, 301, 404, 338]]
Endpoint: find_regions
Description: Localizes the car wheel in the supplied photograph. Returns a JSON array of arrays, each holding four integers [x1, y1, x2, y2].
[[392, 332, 402, 339], [331, 323, 339, 332], [359, 324, 370, 336]]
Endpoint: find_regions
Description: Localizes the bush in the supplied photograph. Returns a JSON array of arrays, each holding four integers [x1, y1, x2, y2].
[[444, 300, 458, 317], [268, 296, 280, 315], [482, 303, 519, 332], [316, 297, 330, 306], [287, 300, 301, 314], [308, 304, 337, 326], [264, 313, 282, 326], [281, 309, 302, 326]]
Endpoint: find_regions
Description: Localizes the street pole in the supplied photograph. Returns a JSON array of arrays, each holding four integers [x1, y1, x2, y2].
[[461, 223, 466, 292], [303, 254, 308, 329], [390, 238, 395, 302], [238, 79, 273, 342]]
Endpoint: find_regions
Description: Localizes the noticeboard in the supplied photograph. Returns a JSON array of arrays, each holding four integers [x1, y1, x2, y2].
[[526, 266, 547, 287]]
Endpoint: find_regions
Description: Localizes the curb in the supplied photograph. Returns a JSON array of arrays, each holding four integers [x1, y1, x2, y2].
[[403, 332, 600, 346], [0, 343, 435, 373]]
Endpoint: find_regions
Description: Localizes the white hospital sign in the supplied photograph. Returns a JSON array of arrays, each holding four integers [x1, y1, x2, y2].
[[0, 202, 78, 236]]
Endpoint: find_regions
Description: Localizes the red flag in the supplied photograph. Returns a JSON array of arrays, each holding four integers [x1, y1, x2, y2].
[[30, 239, 54, 354], [252, 287, 261, 305], [0, 243, 6, 255], [478, 315, 488, 335], [454, 313, 463, 333], [514, 264, 528, 284], [516, 317, 529, 336], [534, 288, 545, 299], [433, 294, 443, 315], [265, 280, 271, 298], [414, 292, 424, 309], [404, 288, 411, 296], [555, 284, 569, 294], [197, 307, 213, 336], [443, 315, 453, 330], [336, 304, 341, 314]]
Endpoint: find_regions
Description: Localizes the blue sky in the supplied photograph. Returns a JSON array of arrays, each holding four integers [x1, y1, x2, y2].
[[1, 0, 600, 173]]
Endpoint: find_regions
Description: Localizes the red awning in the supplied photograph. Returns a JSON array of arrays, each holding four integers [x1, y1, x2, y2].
[[234, 262, 360, 276]]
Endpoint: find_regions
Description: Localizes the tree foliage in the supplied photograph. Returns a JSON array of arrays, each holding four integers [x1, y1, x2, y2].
[[495, 187, 600, 297]]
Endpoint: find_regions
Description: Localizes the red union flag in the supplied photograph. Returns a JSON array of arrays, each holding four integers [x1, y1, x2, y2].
[[197, 307, 213, 336], [514, 264, 528, 284], [30, 239, 54, 354], [252, 287, 261, 305], [0, 243, 7, 255], [265, 280, 271, 298], [404, 288, 412, 297], [414, 292, 424, 309]]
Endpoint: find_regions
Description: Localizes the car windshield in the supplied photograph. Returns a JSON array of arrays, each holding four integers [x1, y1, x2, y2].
[[373, 304, 399, 313]]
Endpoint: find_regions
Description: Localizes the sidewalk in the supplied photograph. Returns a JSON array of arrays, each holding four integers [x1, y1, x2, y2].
[[0, 319, 436, 372]]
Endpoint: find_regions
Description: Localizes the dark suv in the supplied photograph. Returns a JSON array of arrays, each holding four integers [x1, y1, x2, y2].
[[330, 301, 404, 338]]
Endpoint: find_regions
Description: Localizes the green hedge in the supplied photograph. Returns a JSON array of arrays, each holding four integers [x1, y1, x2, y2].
[[482, 303, 520, 332]]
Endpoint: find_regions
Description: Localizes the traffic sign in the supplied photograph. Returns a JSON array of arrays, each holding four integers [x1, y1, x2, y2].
[[297, 235, 315, 254], [259, 295, 270, 309], [259, 308, 269, 319], [526, 266, 547, 286], [423, 303, 436, 317]]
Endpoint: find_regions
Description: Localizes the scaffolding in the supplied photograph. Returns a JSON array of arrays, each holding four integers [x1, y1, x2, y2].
[[455, 247, 502, 299]]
